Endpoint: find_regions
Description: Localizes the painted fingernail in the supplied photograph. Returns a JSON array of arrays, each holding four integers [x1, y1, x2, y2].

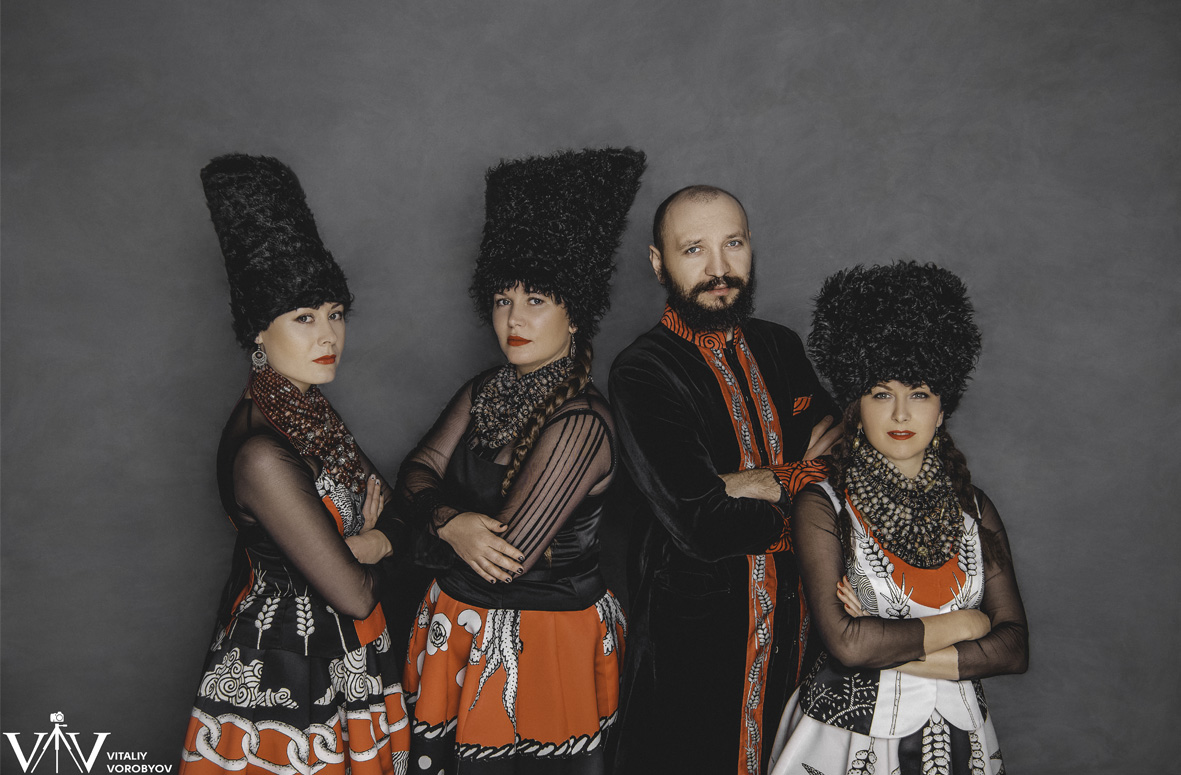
[[504, 576, 513, 583], [518, 556, 525, 562]]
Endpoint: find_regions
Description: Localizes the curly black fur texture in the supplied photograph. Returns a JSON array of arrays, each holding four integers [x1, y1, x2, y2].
[[808, 260, 981, 416], [470, 147, 646, 339], [201, 154, 353, 348]]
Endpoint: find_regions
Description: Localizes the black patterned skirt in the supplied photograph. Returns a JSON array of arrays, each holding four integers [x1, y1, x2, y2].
[[180, 629, 410, 774]]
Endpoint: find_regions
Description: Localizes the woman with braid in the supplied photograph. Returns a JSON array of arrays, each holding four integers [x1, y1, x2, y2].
[[397, 148, 645, 774], [767, 261, 1028, 775]]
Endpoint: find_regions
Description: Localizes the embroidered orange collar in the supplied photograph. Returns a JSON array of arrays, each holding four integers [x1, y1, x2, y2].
[[660, 305, 744, 351]]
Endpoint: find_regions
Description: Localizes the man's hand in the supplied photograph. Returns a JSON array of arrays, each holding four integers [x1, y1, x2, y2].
[[718, 468, 782, 503], [804, 415, 843, 460]]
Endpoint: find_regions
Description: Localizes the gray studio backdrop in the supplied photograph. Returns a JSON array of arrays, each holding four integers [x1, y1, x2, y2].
[[3, 1, 1178, 772]]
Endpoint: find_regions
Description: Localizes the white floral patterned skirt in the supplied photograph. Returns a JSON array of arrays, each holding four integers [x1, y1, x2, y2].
[[767, 687, 1005, 775], [403, 581, 626, 775], [180, 630, 410, 774]]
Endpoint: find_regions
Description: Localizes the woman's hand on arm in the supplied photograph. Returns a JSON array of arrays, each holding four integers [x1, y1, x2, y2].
[[361, 474, 385, 531], [437, 512, 524, 584], [342, 474, 394, 564], [836, 576, 867, 617], [918, 609, 992, 655], [346, 530, 392, 565], [894, 646, 961, 679]]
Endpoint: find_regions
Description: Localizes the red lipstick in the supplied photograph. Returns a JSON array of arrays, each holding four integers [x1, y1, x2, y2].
[[887, 430, 914, 440], [507, 336, 531, 347], [313, 355, 337, 365]]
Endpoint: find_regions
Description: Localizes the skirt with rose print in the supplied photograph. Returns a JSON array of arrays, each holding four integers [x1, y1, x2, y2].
[[180, 629, 411, 775], [404, 582, 626, 775]]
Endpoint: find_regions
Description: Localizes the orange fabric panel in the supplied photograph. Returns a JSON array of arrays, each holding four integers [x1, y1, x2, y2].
[[321, 493, 346, 533], [353, 601, 387, 647], [848, 501, 967, 609], [405, 587, 624, 750]]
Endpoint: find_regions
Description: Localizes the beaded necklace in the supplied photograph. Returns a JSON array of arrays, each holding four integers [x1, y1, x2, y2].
[[249, 364, 365, 496], [846, 442, 962, 569], [469, 357, 574, 450]]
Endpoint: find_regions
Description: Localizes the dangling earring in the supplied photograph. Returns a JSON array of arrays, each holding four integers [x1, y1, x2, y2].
[[568, 333, 577, 359], [932, 429, 941, 452], [252, 344, 268, 372], [852, 428, 862, 451]]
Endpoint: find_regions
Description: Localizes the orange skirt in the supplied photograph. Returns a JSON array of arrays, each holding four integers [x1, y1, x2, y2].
[[404, 581, 626, 773]]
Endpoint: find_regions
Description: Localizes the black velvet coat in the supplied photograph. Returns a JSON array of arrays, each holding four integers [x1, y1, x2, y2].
[[608, 314, 838, 775]]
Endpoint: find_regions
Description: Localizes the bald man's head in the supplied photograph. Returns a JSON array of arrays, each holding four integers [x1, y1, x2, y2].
[[651, 185, 748, 255]]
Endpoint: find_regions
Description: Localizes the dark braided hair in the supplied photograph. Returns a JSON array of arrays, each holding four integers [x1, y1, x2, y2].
[[500, 338, 594, 497], [825, 399, 1008, 569]]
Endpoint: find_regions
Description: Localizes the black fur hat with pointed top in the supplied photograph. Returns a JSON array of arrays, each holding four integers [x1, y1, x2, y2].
[[201, 153, 352, 348], [471, 147, 646, 339], [809, 260, 981, 416]]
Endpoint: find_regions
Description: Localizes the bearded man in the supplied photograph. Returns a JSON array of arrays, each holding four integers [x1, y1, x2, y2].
[[609, 185, 840, 774]]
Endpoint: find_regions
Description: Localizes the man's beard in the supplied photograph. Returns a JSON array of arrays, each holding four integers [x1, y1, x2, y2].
[[662, 264, 756, 333]]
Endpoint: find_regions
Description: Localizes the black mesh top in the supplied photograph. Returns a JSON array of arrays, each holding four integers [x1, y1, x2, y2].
[[396, 374, 616, 610], [792, 484, 1028, 679], [213, 393, 396, 646]]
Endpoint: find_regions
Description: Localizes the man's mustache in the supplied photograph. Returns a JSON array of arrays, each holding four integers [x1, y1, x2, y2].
[[690, 275, 747, 295]]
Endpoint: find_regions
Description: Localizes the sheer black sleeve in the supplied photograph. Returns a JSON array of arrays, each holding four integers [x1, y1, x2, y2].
[[233, 434, 380, 620], [497, 402, 614, 572], [955, 490, 1030, 679], [395, 381, 474, 533], [793, 485, 926, 669]]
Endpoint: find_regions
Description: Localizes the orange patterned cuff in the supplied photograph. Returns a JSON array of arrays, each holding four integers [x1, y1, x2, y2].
[[769, 459, 829, 497], [766, 513, 793, 553]]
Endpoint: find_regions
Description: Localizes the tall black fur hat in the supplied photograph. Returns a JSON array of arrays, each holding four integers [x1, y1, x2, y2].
[[471, 147, 646, 339], [809, 260, 981, 416], [201, 154, 352, 348]]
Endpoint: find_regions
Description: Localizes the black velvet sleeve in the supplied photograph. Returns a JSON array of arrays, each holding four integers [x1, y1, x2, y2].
[[232, 434, 381, 620], [793, 485, 926, 669], [608, 353, 787, 562], [955, 490, 1030, 679]]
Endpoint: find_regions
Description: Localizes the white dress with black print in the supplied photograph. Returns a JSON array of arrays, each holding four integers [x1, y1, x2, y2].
[[768, 481, 1028, 775]]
